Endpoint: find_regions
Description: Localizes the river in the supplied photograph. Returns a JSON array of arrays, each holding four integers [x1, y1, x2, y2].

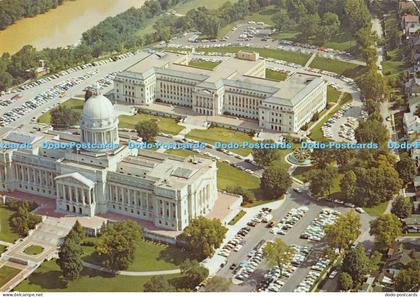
[[0, 0, 144, 54]]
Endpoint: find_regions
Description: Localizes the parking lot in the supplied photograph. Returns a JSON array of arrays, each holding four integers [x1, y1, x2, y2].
[[0, 51, 148, 134], [213, 187, 374, 292]]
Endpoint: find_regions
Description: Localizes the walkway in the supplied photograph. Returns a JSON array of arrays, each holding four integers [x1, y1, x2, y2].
[[304, 51, 318, 68], [82, 261, 181, 276], [0, 240, 12, 247]]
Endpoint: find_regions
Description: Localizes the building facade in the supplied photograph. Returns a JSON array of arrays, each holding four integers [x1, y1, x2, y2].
[[114, 51, 327, 133], [0, 93, 218, 231]]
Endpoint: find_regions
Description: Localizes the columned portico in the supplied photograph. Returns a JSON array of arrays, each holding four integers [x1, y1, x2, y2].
[[55, 172, 96, 216]]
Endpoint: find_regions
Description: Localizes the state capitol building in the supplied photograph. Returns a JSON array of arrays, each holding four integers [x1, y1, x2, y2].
[[0, 92, 226, 235]]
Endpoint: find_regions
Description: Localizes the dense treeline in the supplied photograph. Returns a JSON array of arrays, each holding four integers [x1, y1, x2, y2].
[[0, 0, 64, 30]]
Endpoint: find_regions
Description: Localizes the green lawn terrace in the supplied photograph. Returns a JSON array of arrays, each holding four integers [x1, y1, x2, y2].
[[309, 56, 367, 79], [0, 265, 21, 288], [37, 98, 83, 124], [118, 112, 184, 135]]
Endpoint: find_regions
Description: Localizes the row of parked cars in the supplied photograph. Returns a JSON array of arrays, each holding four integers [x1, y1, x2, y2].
[[300, 208, 341, 241], [258, 244, 312, 292], [269, 206, 309, 235], [247, 208, 273, 227], [232, 240, 267, 283], [321, 103, 353, 140], [218, 226, 251, 258], [294, 257, 332, 292]]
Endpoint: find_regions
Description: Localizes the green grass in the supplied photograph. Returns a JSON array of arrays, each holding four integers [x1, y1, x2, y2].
[[363, 201, 388, 217], [0, 265, 20, 287], [37, 98, 84, 124], [266, 69, 288, 81], [327, 85, 342, 104], [216, 161, 260, 191], [176, 0, 237, 14], [195, 46, 311, 66], [188, 59, 221, 70], [228, 210, 246, 225], [24, 245, 44, 255], [0, 207, 19, 243], [323, 32, 356, 52], [186, 127, 256, 156], [309, 93, 353, 142], [82, 239, 187, 272], [309, 57, 367, 79], [0, 245, 6, 254], [382, 49, 407, 79], [15, 260, 180, 292], [118, 113, 183, 135], [292, 166, 315, 183]]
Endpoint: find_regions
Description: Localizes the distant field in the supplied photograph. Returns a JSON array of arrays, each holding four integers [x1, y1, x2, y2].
[[176, 0, 237, 14]]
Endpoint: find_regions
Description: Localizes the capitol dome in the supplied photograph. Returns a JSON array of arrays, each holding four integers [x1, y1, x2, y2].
[[80, 91, 119, 152], [82, 94, 115, 121]]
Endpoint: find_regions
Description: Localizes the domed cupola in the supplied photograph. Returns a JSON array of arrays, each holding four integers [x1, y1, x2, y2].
[[80, 87, 119, 152]]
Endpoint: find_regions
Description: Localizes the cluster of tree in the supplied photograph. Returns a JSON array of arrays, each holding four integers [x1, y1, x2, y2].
[[394, 259, 420, 292], [50, 104, 81, 130], [95, 220, 143, 271], [225, 185, 256, 204], [339, 245, 382, 290], [135, 119, 160, 143], [144, 259, 212, 292], [271, 0, 370, 47], [57, 221, 85, 281], [0, 0, 64, 30], [8, 201, 42, 236], [179, 216, 227, 261], [324, 211, 361, 254], [261, 165, 292, 199], [263, 239, 295, 277], [5, 198, 38, 211], [308, 148, 404, 207], [369, 213, 402, 251]]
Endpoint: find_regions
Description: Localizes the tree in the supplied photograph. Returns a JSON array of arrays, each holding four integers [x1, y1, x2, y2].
[[355, 118, 389, 144], [299, 13, 320, 39], [316, 12, 340, 44], [339, 272, 353, 291], [394, 264, 420, 292], [358, 65, 385, 101], [205, 276, 231, 292], [68, 220, 85, 243], [135, 120, 159, 143], [9, 202, 42, 237], [340, 170, 357, 202], [144, 276, 176, 292], [252, 141, 279, 167], [261, 166, 292, 199], [179, 217, 227, 260], [180, 259, 209, 289], [324, 211, 361, 253], [263, 239, 295, 277], [310, 149, 334, 168], [95, 220, 143, 271], [369, 214, 402, 250], [395, 153, 417, 185], [342, 246, 370, 285], [57, 236, 83, 281], [50, 105, 81, 130], [391, 196, 413, 219], [308, 167, 336, 199]]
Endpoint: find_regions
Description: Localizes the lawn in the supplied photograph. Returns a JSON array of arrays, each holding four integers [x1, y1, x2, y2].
[[195, 46, 311, 66], [188, 59, 221, 70], [323, 32, 356, 52], [0, 245, 6, 254], [266, 69, 288, 81], [327, 85, 342, 104], [292, 166, 315, 183], [228, 210, 246, 225], [82, 239, 187, 272], [15, 260, 180, 292], [216, 161, 260, 192], [186, 127, 256, 156], [363, 201, 388, 217], [309, 57, 367, 79], [23, 245, 44, 255], [0, 207, 19, 243], [37, 98, 84, 124], [176, 0, 237, 14], [0, 265, 20, 288], [309, 93, 353, 142], [118, 113, 184, 135], [382, 49, 407, 79]]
